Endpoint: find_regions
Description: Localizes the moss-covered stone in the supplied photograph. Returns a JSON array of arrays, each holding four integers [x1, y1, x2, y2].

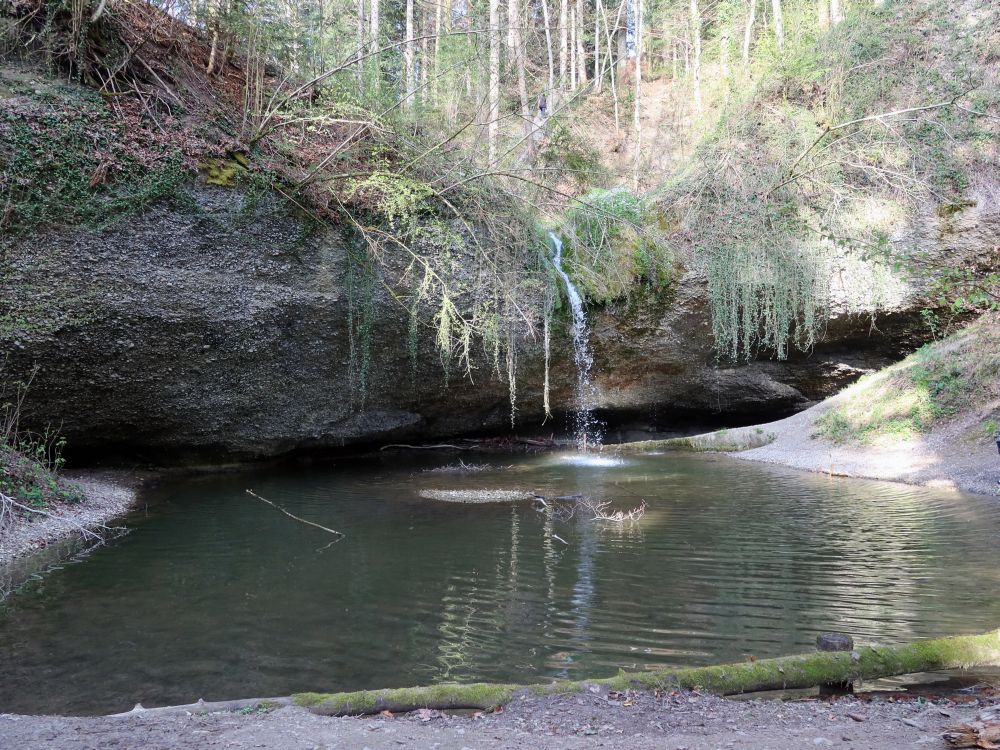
[[201, 157, 248, 187]]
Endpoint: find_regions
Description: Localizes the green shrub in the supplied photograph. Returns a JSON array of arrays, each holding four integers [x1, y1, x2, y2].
[[559, 188, 672, 303]]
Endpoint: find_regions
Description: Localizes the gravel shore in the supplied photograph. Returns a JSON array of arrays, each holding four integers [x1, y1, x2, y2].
[[2, 686, 996, 750], [0, 470, 142, 581]]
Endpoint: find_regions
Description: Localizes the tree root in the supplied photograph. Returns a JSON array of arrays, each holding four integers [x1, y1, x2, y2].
[[106, 629, 1000, 718]]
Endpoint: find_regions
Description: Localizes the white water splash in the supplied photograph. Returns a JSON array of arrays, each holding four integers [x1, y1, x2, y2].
[[549, 232, 601, 449]]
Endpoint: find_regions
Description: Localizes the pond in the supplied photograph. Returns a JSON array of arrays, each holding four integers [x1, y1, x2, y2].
[[2, 451, 1000, 715]]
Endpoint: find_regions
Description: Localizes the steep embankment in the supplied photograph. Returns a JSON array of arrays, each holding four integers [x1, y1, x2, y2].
[[2, 0, 998, 460], [0, 55, 953, 460], [617, 314, 1000, 496], [547, 0, 1000, 435]]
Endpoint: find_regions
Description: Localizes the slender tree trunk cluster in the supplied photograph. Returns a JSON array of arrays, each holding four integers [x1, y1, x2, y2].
[[328, 0, 852, 169], [690, 0, 701, 112], [489, 0, 500, 160]]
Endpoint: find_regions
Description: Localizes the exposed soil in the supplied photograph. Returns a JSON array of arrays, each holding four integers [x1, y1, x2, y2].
[[3, 686, 998, 749]]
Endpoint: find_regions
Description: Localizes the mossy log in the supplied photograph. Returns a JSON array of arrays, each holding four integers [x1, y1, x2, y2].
[[108, 629, 1000, 718], [293, 629, 1000, 716]]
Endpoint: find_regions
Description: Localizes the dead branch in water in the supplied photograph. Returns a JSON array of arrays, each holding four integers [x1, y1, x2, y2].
[[587, 499, 647, 522], [245, 490, 345, 544], [532, 495, 646, 524], [380, 436, 557, 453]]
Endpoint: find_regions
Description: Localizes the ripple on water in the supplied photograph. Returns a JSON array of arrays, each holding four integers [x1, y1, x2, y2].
[[2, 450, 1000, 715]]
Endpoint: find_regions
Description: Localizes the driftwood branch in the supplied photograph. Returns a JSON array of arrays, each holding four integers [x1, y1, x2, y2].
[[245, 490, 345, 543], [0, 490, 107, 544], [107, 697, 293, 719], [380, 443, 469, 451], [107, 629, 1000, 718]]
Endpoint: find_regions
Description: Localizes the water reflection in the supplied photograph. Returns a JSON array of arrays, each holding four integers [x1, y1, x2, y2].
[[2, 451, 1000, 715]]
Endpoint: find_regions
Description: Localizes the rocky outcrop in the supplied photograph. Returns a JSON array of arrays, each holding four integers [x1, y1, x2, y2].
[[2, 183, 996, 460], [1, 186, 525, 460], [572, 184, 1000, 431]]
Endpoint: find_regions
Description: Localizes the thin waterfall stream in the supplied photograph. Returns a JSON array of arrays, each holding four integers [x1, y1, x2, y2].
[[549, 232, 601, 449]]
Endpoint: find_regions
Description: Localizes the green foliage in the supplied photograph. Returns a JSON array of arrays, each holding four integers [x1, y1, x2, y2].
[[653, 0, 998, 363], [1, 380, 83, 512], [0, 445, 84, 511], [540, 119, 606, 188], [814, 314, 1000, 445], [347, 171, 435, 227], [0, 88, 189, 233], [560, 188, 672, 304]]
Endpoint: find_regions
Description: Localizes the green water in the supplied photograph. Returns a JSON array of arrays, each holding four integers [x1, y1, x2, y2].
[[2, 451, 1000, 716]]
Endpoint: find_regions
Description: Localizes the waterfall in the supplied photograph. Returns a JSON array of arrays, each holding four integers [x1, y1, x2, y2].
[[549, 232, 601, 449]]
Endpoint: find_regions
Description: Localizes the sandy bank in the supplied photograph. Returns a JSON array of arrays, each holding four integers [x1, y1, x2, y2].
[[0, 471, 144, 581], [614, 391, 998, 497], [2, 686, 997, 750]]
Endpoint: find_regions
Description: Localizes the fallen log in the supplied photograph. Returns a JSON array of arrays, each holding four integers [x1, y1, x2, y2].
[[108, 629, 1000, 718], [108, 697, 293, 718]]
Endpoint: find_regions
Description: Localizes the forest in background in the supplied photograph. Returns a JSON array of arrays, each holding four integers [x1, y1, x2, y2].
[[2, 0, 998, 406]]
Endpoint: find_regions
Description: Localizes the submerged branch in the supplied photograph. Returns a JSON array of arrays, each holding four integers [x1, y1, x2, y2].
[[245, 490, 345, 543]]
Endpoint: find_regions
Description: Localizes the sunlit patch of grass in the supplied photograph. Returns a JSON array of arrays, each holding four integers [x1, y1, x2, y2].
[[814, 313, 1000, 445]]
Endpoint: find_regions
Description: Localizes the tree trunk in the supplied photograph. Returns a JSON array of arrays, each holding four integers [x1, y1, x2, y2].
[[404, 0, 415, 107], [433, 0, 442, 100], [690, 0, 701, 111], [118, 630, 1000, 718], [570, 5, 577, 90], [510, 0, 530, 120], [205, 0, 220, 75], [541, 0, 555, 89], [576, 0, 588, 84], [771, 0, 784, 50], [720, 28, 730, 78], [370, 0, 380, 90], [488, 0, 500, 161], [356, 0, 365, 86], [207, 28, 219, 74], [632, 0, 642, 192], [742, 0, 756, 72], [830, 0, 842, 27], [818, 0, 829, 30], [594, 0, 602, 92], [420, 7, 429, 102], [559, 0, 569, 88], [601, 0, 621, 131]]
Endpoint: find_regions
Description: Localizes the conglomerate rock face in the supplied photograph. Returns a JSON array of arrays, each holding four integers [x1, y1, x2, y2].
[[1, 186, 522, 460], [2, 184, 995, 460]]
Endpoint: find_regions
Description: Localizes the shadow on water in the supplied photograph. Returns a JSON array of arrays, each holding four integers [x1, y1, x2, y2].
[[2, 450, 1000, 715]]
